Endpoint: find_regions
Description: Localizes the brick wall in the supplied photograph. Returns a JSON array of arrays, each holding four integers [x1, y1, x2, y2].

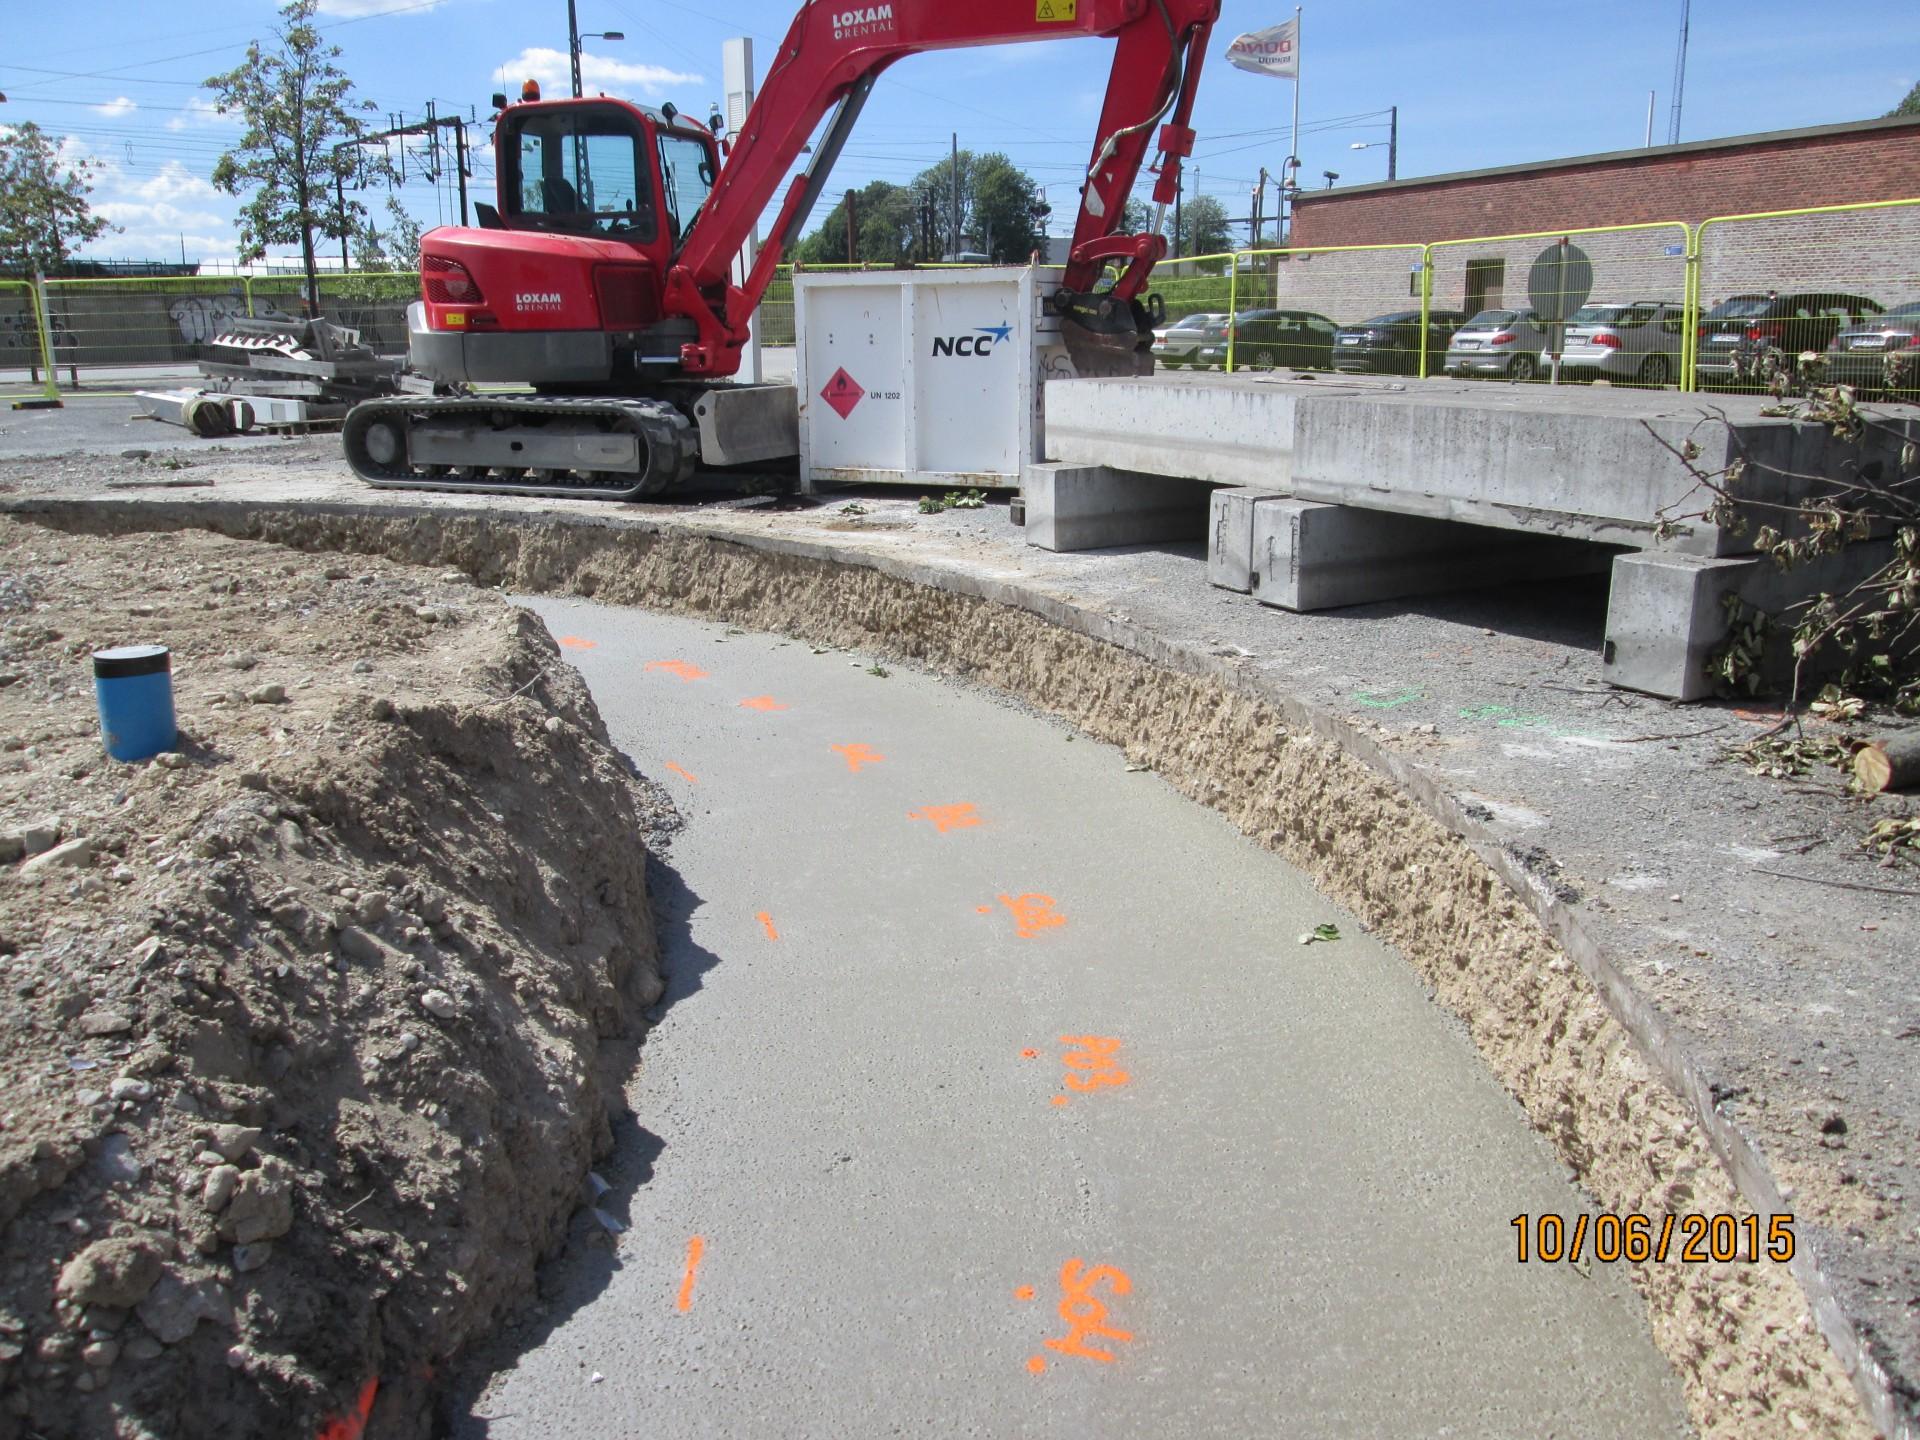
[[1291, 120, 1920, 249]]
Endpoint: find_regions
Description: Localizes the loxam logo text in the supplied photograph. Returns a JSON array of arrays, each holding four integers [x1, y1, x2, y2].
[[514, 292, 564, 309], [932, 324, 1013, 358], [832, 3, 895, 40]]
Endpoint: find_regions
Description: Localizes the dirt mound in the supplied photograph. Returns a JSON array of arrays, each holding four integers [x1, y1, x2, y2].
[[0, 519, 662, 1438]]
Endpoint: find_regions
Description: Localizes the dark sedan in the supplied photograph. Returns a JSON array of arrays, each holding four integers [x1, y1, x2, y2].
[[1333, 309, 1470, 375], [1696, 291, 1883, 389], [1824, 300, 1920, 399], [1195, 308, 1339, 371]]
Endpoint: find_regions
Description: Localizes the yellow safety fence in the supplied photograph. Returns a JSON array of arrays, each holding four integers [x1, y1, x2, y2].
[[0, 280, 60, 404], [7, 204, 1918, 399]]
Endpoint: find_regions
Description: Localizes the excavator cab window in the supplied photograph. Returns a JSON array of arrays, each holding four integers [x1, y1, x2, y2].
[[656, 131, 716, 251], [505, 106, 657, 242]]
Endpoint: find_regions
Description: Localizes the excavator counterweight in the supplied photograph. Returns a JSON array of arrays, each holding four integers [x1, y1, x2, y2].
[[344, 0, 1221, 497]]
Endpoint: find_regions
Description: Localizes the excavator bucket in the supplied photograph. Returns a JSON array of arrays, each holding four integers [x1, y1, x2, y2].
[[1051, 290, 1157, 379]]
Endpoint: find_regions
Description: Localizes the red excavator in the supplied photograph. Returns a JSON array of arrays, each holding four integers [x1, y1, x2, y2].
[[343, 0, 1221, 499]]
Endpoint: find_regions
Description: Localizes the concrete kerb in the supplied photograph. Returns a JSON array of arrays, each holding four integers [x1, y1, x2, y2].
[[1, 492, 1892, 1439]]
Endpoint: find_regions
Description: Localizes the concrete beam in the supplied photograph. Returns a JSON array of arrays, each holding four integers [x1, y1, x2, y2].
[[1046, 375, 1322, 489], [1023, 462, 1212, 553], [1208, 486, 1292, 592], [1603, 540, 1899, 701], [1250, 499, 1607, 612]]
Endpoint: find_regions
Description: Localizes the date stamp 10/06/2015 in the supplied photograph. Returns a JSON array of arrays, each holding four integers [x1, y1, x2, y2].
[[1512, 1213, 1796, 1265]]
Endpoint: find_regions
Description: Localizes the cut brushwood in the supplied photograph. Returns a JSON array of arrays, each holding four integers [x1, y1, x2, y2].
[[1853, 735, 1920, 795]]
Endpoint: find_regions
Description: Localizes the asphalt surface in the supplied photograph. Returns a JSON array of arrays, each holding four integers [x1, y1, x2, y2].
[[455, 598, 1690, 1439]]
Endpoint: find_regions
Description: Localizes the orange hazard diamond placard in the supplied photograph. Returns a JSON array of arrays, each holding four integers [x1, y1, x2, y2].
[[821, 367, 864, 419]]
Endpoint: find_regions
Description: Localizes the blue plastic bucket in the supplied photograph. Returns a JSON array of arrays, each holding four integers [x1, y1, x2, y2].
[[93, 645, 176, 762]]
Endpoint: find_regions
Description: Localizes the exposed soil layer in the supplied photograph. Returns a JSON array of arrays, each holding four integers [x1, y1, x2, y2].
[[9, 501, 1885, 1439], [0, 518, 662, 1439]]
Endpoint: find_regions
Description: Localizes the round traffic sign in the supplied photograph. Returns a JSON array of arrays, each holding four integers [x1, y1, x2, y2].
[[1526, 240, 1594, 324]]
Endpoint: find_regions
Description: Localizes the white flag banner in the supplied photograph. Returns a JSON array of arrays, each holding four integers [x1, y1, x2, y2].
[[1226, 19, 1299, 80]]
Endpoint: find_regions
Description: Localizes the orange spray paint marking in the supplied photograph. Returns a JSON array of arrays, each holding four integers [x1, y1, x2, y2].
[[1019, 1048, 1039, 1060], [315, 1377, 379, 1440], [831, 743, 886, 772], [677, 1235, 706, 1312], [1050, 1096, 1069, 1108], [756, 911, 780, 941], [557, 636, 597, 651], [1036, 1260, 1134, 1369], [1027, 1355, 1048, 1374], [1059, 1035, 1129, 1094], [909, 803, 981, 833], [996, 892, 1065, 938], [664, 761, 698, 785], [645, 659, 709, 683], [1014, 1285, 1036, 1301], [739, 695, 789, 712]]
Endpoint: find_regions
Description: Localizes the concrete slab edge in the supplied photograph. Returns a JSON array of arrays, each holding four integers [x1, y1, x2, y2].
[[2, 493, 1899, 1440]]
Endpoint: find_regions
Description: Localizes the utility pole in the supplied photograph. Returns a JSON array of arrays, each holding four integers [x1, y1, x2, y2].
[[949, 132, 960, 258], [845, 189, 859, 264], [568, 0, 584, 98], [1667, 0, 1690, 145], [1387, 104, 1398, 181]]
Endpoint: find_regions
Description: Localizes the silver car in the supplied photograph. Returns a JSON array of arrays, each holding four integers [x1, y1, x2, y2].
[[1559, 300, 1685, 386], [1443, 309, 1549, 381], [1150, 313, 1227, 369]]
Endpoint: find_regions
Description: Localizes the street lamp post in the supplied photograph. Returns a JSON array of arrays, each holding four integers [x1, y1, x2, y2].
[[566, 1, 624, 98], [1348, 105, 1398, 180]]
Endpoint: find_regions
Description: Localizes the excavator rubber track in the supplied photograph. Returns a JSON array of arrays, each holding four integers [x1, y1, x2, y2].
[[343, 394, 699, 501]]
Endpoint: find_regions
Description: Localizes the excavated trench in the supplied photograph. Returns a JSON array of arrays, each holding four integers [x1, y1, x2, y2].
[[7, 498, 1883, 1440]]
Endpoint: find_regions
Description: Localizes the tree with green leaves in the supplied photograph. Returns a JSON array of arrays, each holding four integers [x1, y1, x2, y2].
[[795, 180, 922, 265], [1175, 193, 1233, 262], [0, 121, 114, 276], [1888, 81, 1920, 117], [912, 149, 1047, 261], [204, 0, 378, 312]]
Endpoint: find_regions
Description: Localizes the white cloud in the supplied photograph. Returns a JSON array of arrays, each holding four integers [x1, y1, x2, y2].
[[128, 161, 220, 204], [94, 201, 229, 233], [166, 97, 235, 132], [316, 0, 446, 12], [93, 97, 137, 118], [499, 46, 702, 101]]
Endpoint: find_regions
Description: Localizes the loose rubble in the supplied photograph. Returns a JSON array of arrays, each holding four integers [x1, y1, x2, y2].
[[0, 519, 664, 1438]]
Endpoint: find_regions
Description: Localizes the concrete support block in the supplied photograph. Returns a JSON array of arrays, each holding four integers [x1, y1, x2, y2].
[[1022, 462, 1212, 553], [1603, 540, 1898, 700], [1208, 486, 1292, 592], [1046, 377, 1305, 488], [1251, 499, 1606, 611]]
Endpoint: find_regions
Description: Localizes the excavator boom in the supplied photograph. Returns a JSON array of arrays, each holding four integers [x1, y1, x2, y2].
[[670, 0, 1220, 376]]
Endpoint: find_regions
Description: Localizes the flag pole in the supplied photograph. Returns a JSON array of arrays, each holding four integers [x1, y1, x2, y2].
[[1286, 5, 1301, 242]]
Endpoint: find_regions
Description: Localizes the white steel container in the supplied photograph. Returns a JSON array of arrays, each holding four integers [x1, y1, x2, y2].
[[795, 265, 1073, 493]]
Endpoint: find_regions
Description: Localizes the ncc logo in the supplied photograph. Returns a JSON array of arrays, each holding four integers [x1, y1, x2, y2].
[[932, 325, 1013, 357]]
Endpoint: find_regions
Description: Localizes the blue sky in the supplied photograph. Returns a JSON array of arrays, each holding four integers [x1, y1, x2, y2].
[[1, 0, 1914, 266]]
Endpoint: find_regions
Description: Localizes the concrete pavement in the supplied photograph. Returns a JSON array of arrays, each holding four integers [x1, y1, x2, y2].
[[454, 600, 1689, 1439]]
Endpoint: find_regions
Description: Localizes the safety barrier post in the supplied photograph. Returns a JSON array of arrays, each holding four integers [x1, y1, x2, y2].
[[1226, 255, 1239, 373], [1681, 226, 1700, 392], [30, 276, 60, 403], [1417, 248, 1432, 379]]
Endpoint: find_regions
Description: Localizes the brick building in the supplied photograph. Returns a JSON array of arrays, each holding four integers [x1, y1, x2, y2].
[[1257, 115, 1920, 325]]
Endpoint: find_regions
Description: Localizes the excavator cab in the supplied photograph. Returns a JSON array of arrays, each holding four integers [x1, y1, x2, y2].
[[498, 100, 716, 255]]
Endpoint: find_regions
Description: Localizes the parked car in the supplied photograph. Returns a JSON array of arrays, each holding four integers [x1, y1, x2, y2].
[[1443, 308, 1550, 381], [1150, 312, 1228, 369], [1557, 300, 1685, 386], [1696, 291, 1884, 389], [1823, 300, 1920, 399], [1333, 309, 1469, 375], [1194, 308, 1339, 371]]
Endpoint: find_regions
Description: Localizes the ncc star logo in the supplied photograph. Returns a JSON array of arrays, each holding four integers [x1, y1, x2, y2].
[[932, 324, 1014, 357]]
